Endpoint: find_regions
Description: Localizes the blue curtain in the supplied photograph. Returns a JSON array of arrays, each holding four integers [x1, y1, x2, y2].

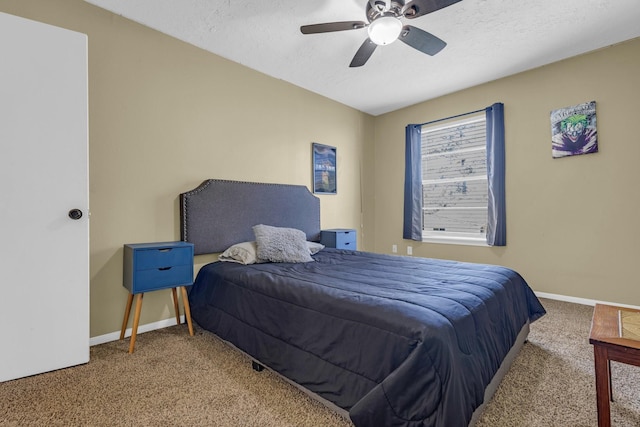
[[486, 102, 506, 246], [403, 124, 423, 241], [402, 103, 506, 245]]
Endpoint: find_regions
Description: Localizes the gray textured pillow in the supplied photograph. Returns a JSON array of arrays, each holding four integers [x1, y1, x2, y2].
[[253, 224, 314, 263]]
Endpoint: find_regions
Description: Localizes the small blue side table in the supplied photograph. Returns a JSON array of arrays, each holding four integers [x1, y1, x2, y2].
[[321, 229, 357, 250], [120, 241, 194, 353]]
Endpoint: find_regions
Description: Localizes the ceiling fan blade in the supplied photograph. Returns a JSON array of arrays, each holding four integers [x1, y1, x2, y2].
[[403, 0, 462, 19], [349, 38, 377, 67], [300, 21, 367, 34], [399, 25, 446, 56]]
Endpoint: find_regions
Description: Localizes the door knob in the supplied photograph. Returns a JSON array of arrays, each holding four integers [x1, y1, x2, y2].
[[68, 209, 83, 220]]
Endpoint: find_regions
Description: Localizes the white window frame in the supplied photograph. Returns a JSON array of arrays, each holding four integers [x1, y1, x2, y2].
[[421, 114, 489, 247]]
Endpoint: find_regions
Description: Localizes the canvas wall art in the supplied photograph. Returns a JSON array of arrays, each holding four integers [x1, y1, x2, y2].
[[550, 101, 598, 158], [312, 143, 337, 194]]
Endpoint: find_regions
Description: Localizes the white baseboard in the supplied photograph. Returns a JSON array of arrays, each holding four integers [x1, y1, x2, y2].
[[90, 315, 185, 347], [535, 291, 640, 311]]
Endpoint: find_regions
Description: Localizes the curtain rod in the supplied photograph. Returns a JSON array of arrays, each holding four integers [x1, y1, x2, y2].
[[416, 106, 486, 127]]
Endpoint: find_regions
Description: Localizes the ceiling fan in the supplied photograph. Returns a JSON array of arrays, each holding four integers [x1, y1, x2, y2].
[[300, 0, 461, 67]]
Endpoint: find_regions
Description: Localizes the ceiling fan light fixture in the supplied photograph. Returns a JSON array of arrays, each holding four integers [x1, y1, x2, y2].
[[368, 15, 402, 45]]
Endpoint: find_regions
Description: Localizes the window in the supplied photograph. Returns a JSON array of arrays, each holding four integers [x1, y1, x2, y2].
[[403, 103, 505, 246], [421, 114, 488, 243]]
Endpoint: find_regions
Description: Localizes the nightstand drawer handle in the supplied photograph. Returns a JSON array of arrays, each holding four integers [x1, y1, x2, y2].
[[158, 267, 172, 271], [158, 248, 173, 252]]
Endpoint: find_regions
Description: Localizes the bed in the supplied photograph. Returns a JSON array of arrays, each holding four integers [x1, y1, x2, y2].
[[180, 179, 545, 427]]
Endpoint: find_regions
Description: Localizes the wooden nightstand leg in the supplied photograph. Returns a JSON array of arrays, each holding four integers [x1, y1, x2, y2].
[[171, 288, 180, 325], [128, 293, 144, 354], [180, 286, 194, 336], [120, 293, 134, 340]]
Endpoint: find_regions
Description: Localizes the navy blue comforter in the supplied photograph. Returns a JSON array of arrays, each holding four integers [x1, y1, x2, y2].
[[189, 249, 545, 426]]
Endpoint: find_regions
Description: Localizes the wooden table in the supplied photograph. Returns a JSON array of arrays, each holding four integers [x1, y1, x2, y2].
[[589, 304, 640, 427]]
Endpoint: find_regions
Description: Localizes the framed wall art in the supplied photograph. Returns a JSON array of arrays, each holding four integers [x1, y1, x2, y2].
[[550, 101, 598, 159], [312, 143, 337, 194]]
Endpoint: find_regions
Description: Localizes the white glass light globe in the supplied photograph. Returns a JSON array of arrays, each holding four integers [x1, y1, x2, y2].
[[368, 15, 402, 45]]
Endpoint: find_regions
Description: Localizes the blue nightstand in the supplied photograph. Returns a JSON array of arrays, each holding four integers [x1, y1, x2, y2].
[[120, 241, 194, 353], [321, 229, 357, 250]]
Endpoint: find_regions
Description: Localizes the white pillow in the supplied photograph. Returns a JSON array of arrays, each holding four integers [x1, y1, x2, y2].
[[253, 224, 314, 263], [307, 241, 325, 255], [219, 240, 323, 264], [218, 241, 262, 265]]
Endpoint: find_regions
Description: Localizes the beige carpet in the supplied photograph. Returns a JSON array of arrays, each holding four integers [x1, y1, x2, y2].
[[1, 298, 639, 426]]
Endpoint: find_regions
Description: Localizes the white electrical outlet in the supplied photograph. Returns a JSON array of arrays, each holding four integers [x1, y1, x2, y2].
[[392, 244, 397, 253], [407, 246, 413, 255]]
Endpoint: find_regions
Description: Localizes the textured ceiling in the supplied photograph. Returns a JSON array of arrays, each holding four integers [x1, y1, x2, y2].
[[84, 0, 640, 116]]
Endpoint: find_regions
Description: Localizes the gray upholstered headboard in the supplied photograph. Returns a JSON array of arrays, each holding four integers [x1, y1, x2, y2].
[[180, 179, 321, 255]]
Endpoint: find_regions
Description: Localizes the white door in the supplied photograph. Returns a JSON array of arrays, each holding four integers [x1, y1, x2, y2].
[[0, 12, 89, 382]]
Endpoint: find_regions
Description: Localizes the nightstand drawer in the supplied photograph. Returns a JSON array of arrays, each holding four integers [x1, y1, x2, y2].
[[321, 229, 357, 250], [334, 231, 356, 248], [134, 265, 193, 292], [123, 241, 194, 294], [134, 246, 192, 270]]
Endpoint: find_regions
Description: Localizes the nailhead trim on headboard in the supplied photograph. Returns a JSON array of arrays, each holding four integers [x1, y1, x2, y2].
[[179, 179, 321, 255]]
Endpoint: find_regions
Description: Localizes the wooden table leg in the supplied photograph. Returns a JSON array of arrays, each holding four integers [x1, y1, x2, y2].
[[171, 288, 180, 325], [608, 360, 613, 402], [180, 286, 194, 336], [593, 345, 611, 427], [120, 293, 134, 340], [128, 293, 144, 354]]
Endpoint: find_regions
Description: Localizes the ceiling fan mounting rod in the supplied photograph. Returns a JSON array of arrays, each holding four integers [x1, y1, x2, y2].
[[370, 0, 406, 11], [367, 0, 404, 22]]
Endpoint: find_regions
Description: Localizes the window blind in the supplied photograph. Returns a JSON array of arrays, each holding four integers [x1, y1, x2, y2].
[[421, 115, 488, 234]]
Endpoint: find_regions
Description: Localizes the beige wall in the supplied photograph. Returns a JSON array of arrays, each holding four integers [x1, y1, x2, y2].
[[3, 0, 640, 338], [0, 0, 373, 337], [373, 37, 640, 306]]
